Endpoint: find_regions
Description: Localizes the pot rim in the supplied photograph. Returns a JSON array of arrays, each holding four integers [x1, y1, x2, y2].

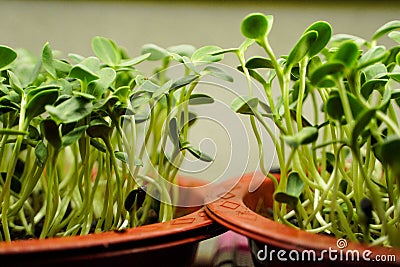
[[206, 172, 400, 263], [0, 176, 224, 257]]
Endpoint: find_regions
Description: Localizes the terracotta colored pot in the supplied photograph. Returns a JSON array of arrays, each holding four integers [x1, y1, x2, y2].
[[0, 177, 225, 267], [206, 172, 400, 266]]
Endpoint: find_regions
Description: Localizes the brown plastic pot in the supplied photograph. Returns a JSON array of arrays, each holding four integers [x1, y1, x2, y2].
[[0, 177, 225, 267], [206, 172, 400, 266]]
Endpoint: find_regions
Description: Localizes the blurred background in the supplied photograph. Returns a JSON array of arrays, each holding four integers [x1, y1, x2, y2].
[[1, 1, 399, 265]]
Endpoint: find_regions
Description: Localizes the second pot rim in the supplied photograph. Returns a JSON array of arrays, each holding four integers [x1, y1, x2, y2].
[[205, 172, 400, 263]]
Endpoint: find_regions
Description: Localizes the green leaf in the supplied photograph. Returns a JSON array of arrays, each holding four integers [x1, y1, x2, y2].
[[90, 138, 107, 153], [41, 119, 61, 150], [191, 46, 224, 64], [388, 31, 400, 44], [92, 36, 121, 67], [245, 56, 274, 69], [330, 34, 367, 48], [153, 80, 173, 99], [347, 92, 366, 119], [87, 122, 112, 142], [351, 109, 376, 155], [53, 59, 71, 74], [170, 75, 199, 91], [35, 141, 47, 167], [360, 79, 388, 100], [41, 42, 57, 79], [169, 117, 179, 147], [136, 77, 160, 93], [374, 137, 400, 178], [61, 125, 88, 147], [141, 44, 168, 61], [325, 92, 344, 121], [332, 41, 360, 68], [186, 146, 214, 162], [202, 66, 233, 82], [241, 13, 270, 40], [69, 64, 99, 83], [124, 187, 146, 212], [274, 192, 299, 207], [167, 44, 196, 58], [305, 21, 332, 57], [68, 53, 85, 63], [180, 111, 197, 128], [87, 67, 116, 98], [114, 86, 130, 103], [0, 45, 17, 70], [397, 51, 400, 66], [362, 63, 387, 81], [210, 48, 240, 56], [286, 30, 318, 70], [310, 62, 345, 86], [372, 20, 400, 41], [189, 94, 214, 105], [231, 95, 258, 115], [274, 172, 304, 207], [357, 46, 389, 70], [73, 91, 96, 100], [26, 89, 59, 122], [286, 172, 305, 197], [115, 151, 128, 163], [283, 126, 318, 148], [119, 53, 151, 67], [46, 96, 93, 123], [7, 70, 24, 95]]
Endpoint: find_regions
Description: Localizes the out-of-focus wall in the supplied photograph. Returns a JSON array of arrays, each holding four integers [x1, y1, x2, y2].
[[2, 1, 398, 57], [2, 0, 399, 182]]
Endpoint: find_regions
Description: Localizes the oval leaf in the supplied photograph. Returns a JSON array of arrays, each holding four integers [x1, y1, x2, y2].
[[69, 64, 99, 83], [310, 62, 345, 86], [286, 30, 318, 70], [357, 46, 389, 70], [167, 44, 196, 58], [375, 137, 400, 178], [87, 67, 116, 98], [186, 146, 214, 162], [333, 41, 360, 68], [372, 20, 400, 41], [231, 95, 259, 115], [189, 94, 214, 105], [170, 75, 199, 91], [305, 21, 332, 57], [0, 45, 17, 70], [92, 36, 121, 67], [245, 56, 274, 69], [191, 46, 224, 64], [26, 89, 59, 122], [202, 66, 233, 82], [351, 109, 376, 155], [41, 119, 61, 150], [241, 13, 269, 40], [42, 42, 57, 78], [283, 126, 318, 148], [61, 125, 88, 147], [46, 96, 93, 124], [141, 44, 168, 61], [35, 141, 48, 167]]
